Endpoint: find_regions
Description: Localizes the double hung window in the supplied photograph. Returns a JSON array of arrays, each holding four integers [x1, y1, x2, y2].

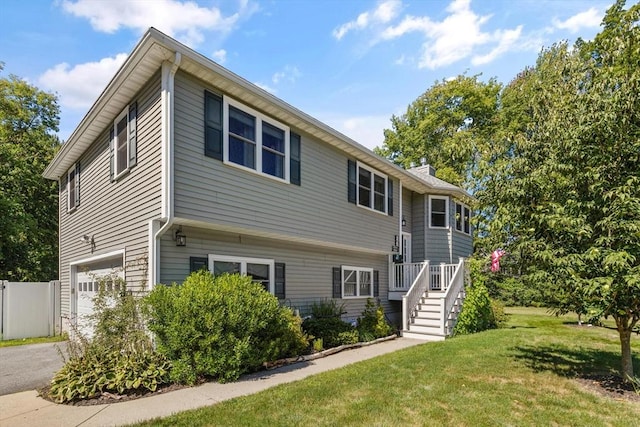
[[110, 103, 137, 181], [225, 98, 289, 181], [67, 163, 80, 212], [205, 91, 301, 185], [208, 254, 274, 293], [429, 196, 449, 228], [356, 162, 388, 214], [455, 202, 471, 234], [341, 266, 373, 298]]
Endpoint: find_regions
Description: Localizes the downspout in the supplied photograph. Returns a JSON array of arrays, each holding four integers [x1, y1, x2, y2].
[[149, 52, 182, 289], [399, 181, 403, 257]]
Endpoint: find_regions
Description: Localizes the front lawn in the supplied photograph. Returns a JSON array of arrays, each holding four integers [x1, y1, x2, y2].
[[0, 334, 67, 348], [133, 308, 639, 426]]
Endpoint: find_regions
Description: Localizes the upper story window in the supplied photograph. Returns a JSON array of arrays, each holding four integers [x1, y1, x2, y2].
[[348, 160, 392, 215], [429, 195, 449, 228], [110, 103, 137, 181], [205, 91, 301, 185], [67, 163, 80, 212], [455, 202, 471, 235]]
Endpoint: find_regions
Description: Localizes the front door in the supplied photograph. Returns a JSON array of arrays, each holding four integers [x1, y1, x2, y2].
[[402, 232, 412, 287]]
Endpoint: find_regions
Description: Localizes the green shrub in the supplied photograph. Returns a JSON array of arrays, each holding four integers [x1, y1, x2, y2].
[[302, 299, 355, 349], [302, 315, 354, 349], [48, 280, 171, 403], [49, 341, 171, 403], [490, 299, 509, 328], [453, 283, 497, 335], [310, 299, 346, 318], [356, 298, 394, 341], [144, 271, 308, 384]]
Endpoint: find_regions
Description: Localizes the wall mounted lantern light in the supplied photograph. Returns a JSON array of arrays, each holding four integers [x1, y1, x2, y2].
[[175, 226, 187, 247], [402, 216, 407, 227]]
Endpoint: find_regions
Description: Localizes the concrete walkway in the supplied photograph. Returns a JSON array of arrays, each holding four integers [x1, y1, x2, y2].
[[0, 338, 424, 427]]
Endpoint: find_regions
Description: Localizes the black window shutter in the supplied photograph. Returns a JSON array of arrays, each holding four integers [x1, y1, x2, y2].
[[128, 102, 137, 167], [189, 257, 208, 273], [347, 160, 356, 204], [290, 132, 301, 186], [332, 267, 342, 298], [373, 270, 379, 297], [109, 127, 115, 182], [275, 263, 286, 299], [75, 162, 80, 208], [204, 91, 223, 160], [387, 179, 393, 216]]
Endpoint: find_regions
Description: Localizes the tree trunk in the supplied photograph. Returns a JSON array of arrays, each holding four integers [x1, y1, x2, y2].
[[617, 321, 634, 380]]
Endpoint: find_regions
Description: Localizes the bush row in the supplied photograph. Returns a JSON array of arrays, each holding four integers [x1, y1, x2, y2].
[[49, 272, 396, 403]]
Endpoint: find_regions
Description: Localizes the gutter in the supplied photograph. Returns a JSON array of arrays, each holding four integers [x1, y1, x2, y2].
[[149, 52, 181, 289]]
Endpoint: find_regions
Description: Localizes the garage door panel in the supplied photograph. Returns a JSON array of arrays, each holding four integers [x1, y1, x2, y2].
[[74, 261, 123, 338]]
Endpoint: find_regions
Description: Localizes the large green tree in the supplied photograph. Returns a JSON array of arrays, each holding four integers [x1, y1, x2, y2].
[[491, 1, 639, 378], [377, 0, 639, 379], [376, 74, 502, 188], [0, 65, 60, 281]]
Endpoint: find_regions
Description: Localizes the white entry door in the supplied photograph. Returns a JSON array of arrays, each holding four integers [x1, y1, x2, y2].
[[402, 233, 412, 288], [402, 232, 412, 263]]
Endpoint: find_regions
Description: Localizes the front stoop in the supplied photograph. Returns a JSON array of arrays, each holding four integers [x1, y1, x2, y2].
[[401, 293, 462, 342]]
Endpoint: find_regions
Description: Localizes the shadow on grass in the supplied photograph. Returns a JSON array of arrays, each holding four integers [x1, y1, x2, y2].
[[511, 344, 639, 378]]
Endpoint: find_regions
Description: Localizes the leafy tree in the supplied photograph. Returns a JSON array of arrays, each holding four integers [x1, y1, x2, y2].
[[0, 65, 60, 281], [493, 1, 639, 379], [376, 74, 502, 187]]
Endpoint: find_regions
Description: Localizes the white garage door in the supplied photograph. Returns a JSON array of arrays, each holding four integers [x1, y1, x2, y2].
[[73, 258, 123, 338]]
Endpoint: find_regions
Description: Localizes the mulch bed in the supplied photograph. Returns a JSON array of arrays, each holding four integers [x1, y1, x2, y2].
[[575, 374, 640, 403]]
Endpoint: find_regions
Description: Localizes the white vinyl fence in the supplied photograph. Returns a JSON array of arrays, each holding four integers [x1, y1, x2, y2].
[[0, 280, 61, 340]]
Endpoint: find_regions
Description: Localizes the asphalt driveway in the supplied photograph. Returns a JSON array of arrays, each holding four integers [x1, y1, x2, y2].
[[0, 342, 67, 395]]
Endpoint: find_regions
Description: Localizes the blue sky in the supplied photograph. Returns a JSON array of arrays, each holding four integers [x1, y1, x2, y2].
[[1, 0, 616, 150]]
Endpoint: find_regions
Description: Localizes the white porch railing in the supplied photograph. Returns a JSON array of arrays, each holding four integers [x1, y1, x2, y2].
[[391, 261, 458, 292], [390, 262, 424, 292], [398, 257, 468, 337], [438, 257, 467, 335], [429, 263, 457, 291], [401, 261, 430, 331]]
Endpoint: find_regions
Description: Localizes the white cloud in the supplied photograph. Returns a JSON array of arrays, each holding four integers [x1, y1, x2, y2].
[[379, 0, 521, 69], [472, 26, 522, 66], [318, 113, 391, 150], [333, 0, 401, 40], [272, 65, 301, 85], [553, 7, 602, 33], [212, 49, 227, 64], [38, 53, 128, 110], [60, 0, 257, 47]]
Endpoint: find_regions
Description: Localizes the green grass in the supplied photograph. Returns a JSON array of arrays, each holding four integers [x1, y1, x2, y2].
[[0, 333, 67, 348], [134, 308, 639, 427]]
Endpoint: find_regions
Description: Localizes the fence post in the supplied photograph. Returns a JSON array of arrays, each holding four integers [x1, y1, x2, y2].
[[0, 280, 5, 338]]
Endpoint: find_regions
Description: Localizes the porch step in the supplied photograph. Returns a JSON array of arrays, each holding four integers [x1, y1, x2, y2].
[[412, 316, 441, 327], [401, 330, 446, 341], [406, 324, 442, 334]]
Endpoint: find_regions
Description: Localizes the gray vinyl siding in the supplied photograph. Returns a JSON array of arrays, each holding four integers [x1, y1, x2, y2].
[[411, 193, 425, 262], [57, 73, 162, 317], [159, 226, 396, 323], [452, 229, 473, 260], [401, 187, 412, 234], [172, 71, 398, 253], [425, 195, 452, 264]]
